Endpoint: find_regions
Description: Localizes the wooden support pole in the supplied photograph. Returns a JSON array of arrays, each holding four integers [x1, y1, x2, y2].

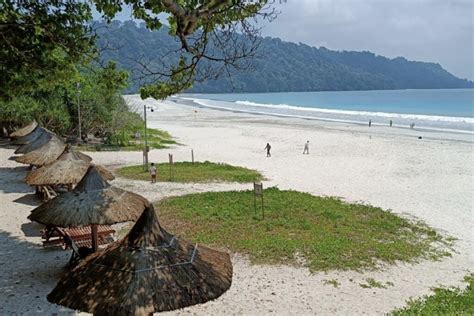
[[91, 224, 98, 252], [191, 149, 194, 164]]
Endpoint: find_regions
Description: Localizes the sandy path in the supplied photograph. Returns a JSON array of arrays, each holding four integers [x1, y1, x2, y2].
[[0, 95, 472, 315]]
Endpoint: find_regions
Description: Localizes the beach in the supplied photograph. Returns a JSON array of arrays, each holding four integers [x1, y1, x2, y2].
[[0, 94, 473, 314]]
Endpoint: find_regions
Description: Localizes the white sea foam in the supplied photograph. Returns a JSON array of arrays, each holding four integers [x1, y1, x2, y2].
[[181, 97, 474, 134], [234, 100, 474, 123]]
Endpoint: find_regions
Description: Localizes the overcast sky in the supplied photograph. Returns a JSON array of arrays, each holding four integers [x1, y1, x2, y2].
[[261, 0, 473, 80], [98, 0, 474, 80]]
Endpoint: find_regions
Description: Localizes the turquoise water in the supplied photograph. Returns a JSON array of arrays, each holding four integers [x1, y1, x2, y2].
[[182, 89, 474, 133]]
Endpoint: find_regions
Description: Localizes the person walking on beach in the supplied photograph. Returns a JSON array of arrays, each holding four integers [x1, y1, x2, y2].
[[150, 163, 157, 183], [303, 140, 310, 154], [369, 120, 372, 127], [389, 120, 393, 127], [264, 143, 271, 157]]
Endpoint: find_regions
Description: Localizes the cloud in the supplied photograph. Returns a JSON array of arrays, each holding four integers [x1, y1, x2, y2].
[[261, 0, 473, 80]]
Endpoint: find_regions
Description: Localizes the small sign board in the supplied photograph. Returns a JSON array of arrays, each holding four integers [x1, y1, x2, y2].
[[254, 182, 263, 195]]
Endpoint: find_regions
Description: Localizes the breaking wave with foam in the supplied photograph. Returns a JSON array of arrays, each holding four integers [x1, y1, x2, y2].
[[182, 96, 473, 134]]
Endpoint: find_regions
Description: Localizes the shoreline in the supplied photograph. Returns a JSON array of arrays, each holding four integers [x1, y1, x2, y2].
[[177, 90, 474, 135]]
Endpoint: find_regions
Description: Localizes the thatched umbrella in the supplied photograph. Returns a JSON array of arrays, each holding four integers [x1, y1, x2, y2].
[[28, 166, 148, 251], [10, 126, 46, 145], [14, 135, 66, 166], [25, 146, 114, 186], [47, 204, 233, 315], [14, 129, 54, 154], [9, 121, 38, 138]]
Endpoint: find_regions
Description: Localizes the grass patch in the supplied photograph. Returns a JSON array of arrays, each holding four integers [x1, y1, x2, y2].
[[323, 279, 341, 288], [359, 278, 393, 289], [117, 161, 264, 183], [392, 274, 474, 315], [77, 128, 177, 152], [156, 188, 453, 272]]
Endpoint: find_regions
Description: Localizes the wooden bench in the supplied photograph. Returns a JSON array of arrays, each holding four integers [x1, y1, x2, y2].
[[41, 225, 115, 249], [63, 235, 95, 268], [38, 185, 57, 202]]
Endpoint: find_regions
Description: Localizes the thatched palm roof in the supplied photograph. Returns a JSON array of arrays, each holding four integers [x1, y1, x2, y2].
[[28, 166, 147, 226], [47, 205, 233, 315], [25, 147, 114, 186], [76, 150, 92, 163], [10, 126, 46, 145], [9, 121, 38, 138], [14, 135, 66, 166], [14, 129, 54, 154]]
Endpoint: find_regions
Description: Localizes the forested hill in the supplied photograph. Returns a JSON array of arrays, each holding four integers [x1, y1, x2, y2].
[[96, 21, 473, 94]]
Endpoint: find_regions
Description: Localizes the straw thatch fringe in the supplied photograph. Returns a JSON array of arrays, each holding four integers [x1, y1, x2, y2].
[[25, 147, 114, 185], [76, 151, 92, 163], [47, 205, 233, 315], [28, 166, 148, 226], [15, 135, 66, 166], [93, 164, 115, 181], [9, 121, 38, 138], [14, 130, 54, 154], [10, 126, 46, 145]]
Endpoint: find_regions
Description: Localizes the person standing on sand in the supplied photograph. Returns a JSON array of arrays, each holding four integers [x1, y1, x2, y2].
[[369, 120, 372, 127], [303, 140, 309, 154], [264, 143, 271, 157], [150, 163, 157, 183], [390, 120, 393, 127]]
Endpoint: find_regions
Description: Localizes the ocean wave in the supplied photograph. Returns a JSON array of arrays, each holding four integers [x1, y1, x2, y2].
[[234, 100, 474, 123], [181, 97, 474, 134]]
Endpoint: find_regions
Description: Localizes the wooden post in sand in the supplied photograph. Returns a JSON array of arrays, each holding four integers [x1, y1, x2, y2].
[[168, 154, 174, 181], [253, 182, 264, 219], [191, 149, 194, 164]]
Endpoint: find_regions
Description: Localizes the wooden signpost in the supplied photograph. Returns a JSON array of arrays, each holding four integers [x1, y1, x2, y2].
[[168, 153, 174, 181], [253, 182, 264, 219]]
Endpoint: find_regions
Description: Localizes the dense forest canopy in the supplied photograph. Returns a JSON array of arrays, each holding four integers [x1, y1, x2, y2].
[[95, 20, 473, 94], [1, 0, 274, 138]]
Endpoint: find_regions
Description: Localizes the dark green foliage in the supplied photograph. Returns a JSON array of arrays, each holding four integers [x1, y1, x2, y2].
[[95, 22, 473, 93], [392, 274, 474, 315], [0, 0, 94, 100], [156, 188, 453, 271], [93, 0, 272, 99], [0, 62, 129, 138]]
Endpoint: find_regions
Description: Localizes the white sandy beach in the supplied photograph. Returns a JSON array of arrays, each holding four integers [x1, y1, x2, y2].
[[0, 94, 473, 315]]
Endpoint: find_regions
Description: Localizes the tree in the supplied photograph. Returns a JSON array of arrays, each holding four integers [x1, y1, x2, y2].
[[93, 0, 280, 99], [0, 0, 95, 100]]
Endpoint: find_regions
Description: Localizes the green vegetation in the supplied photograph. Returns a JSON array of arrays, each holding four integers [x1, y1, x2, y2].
[[78, 126, 176, 151], [359, 278, 394, 289], [323, 279, 341, 288], [117, 161, 263, 182], [96, 21, 473, 94], [2, 1, 271, 133], [155, 188, 452, 272], [392, 274, 474, 316]]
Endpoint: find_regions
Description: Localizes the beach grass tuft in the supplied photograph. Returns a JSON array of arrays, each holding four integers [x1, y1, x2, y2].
[[391, 274, 474, 315], [117, 161, 264, 183], [156, 188, 453, 272]]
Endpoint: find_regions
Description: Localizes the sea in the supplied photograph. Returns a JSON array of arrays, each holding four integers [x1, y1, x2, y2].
[[181, 89, 474, 134]]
